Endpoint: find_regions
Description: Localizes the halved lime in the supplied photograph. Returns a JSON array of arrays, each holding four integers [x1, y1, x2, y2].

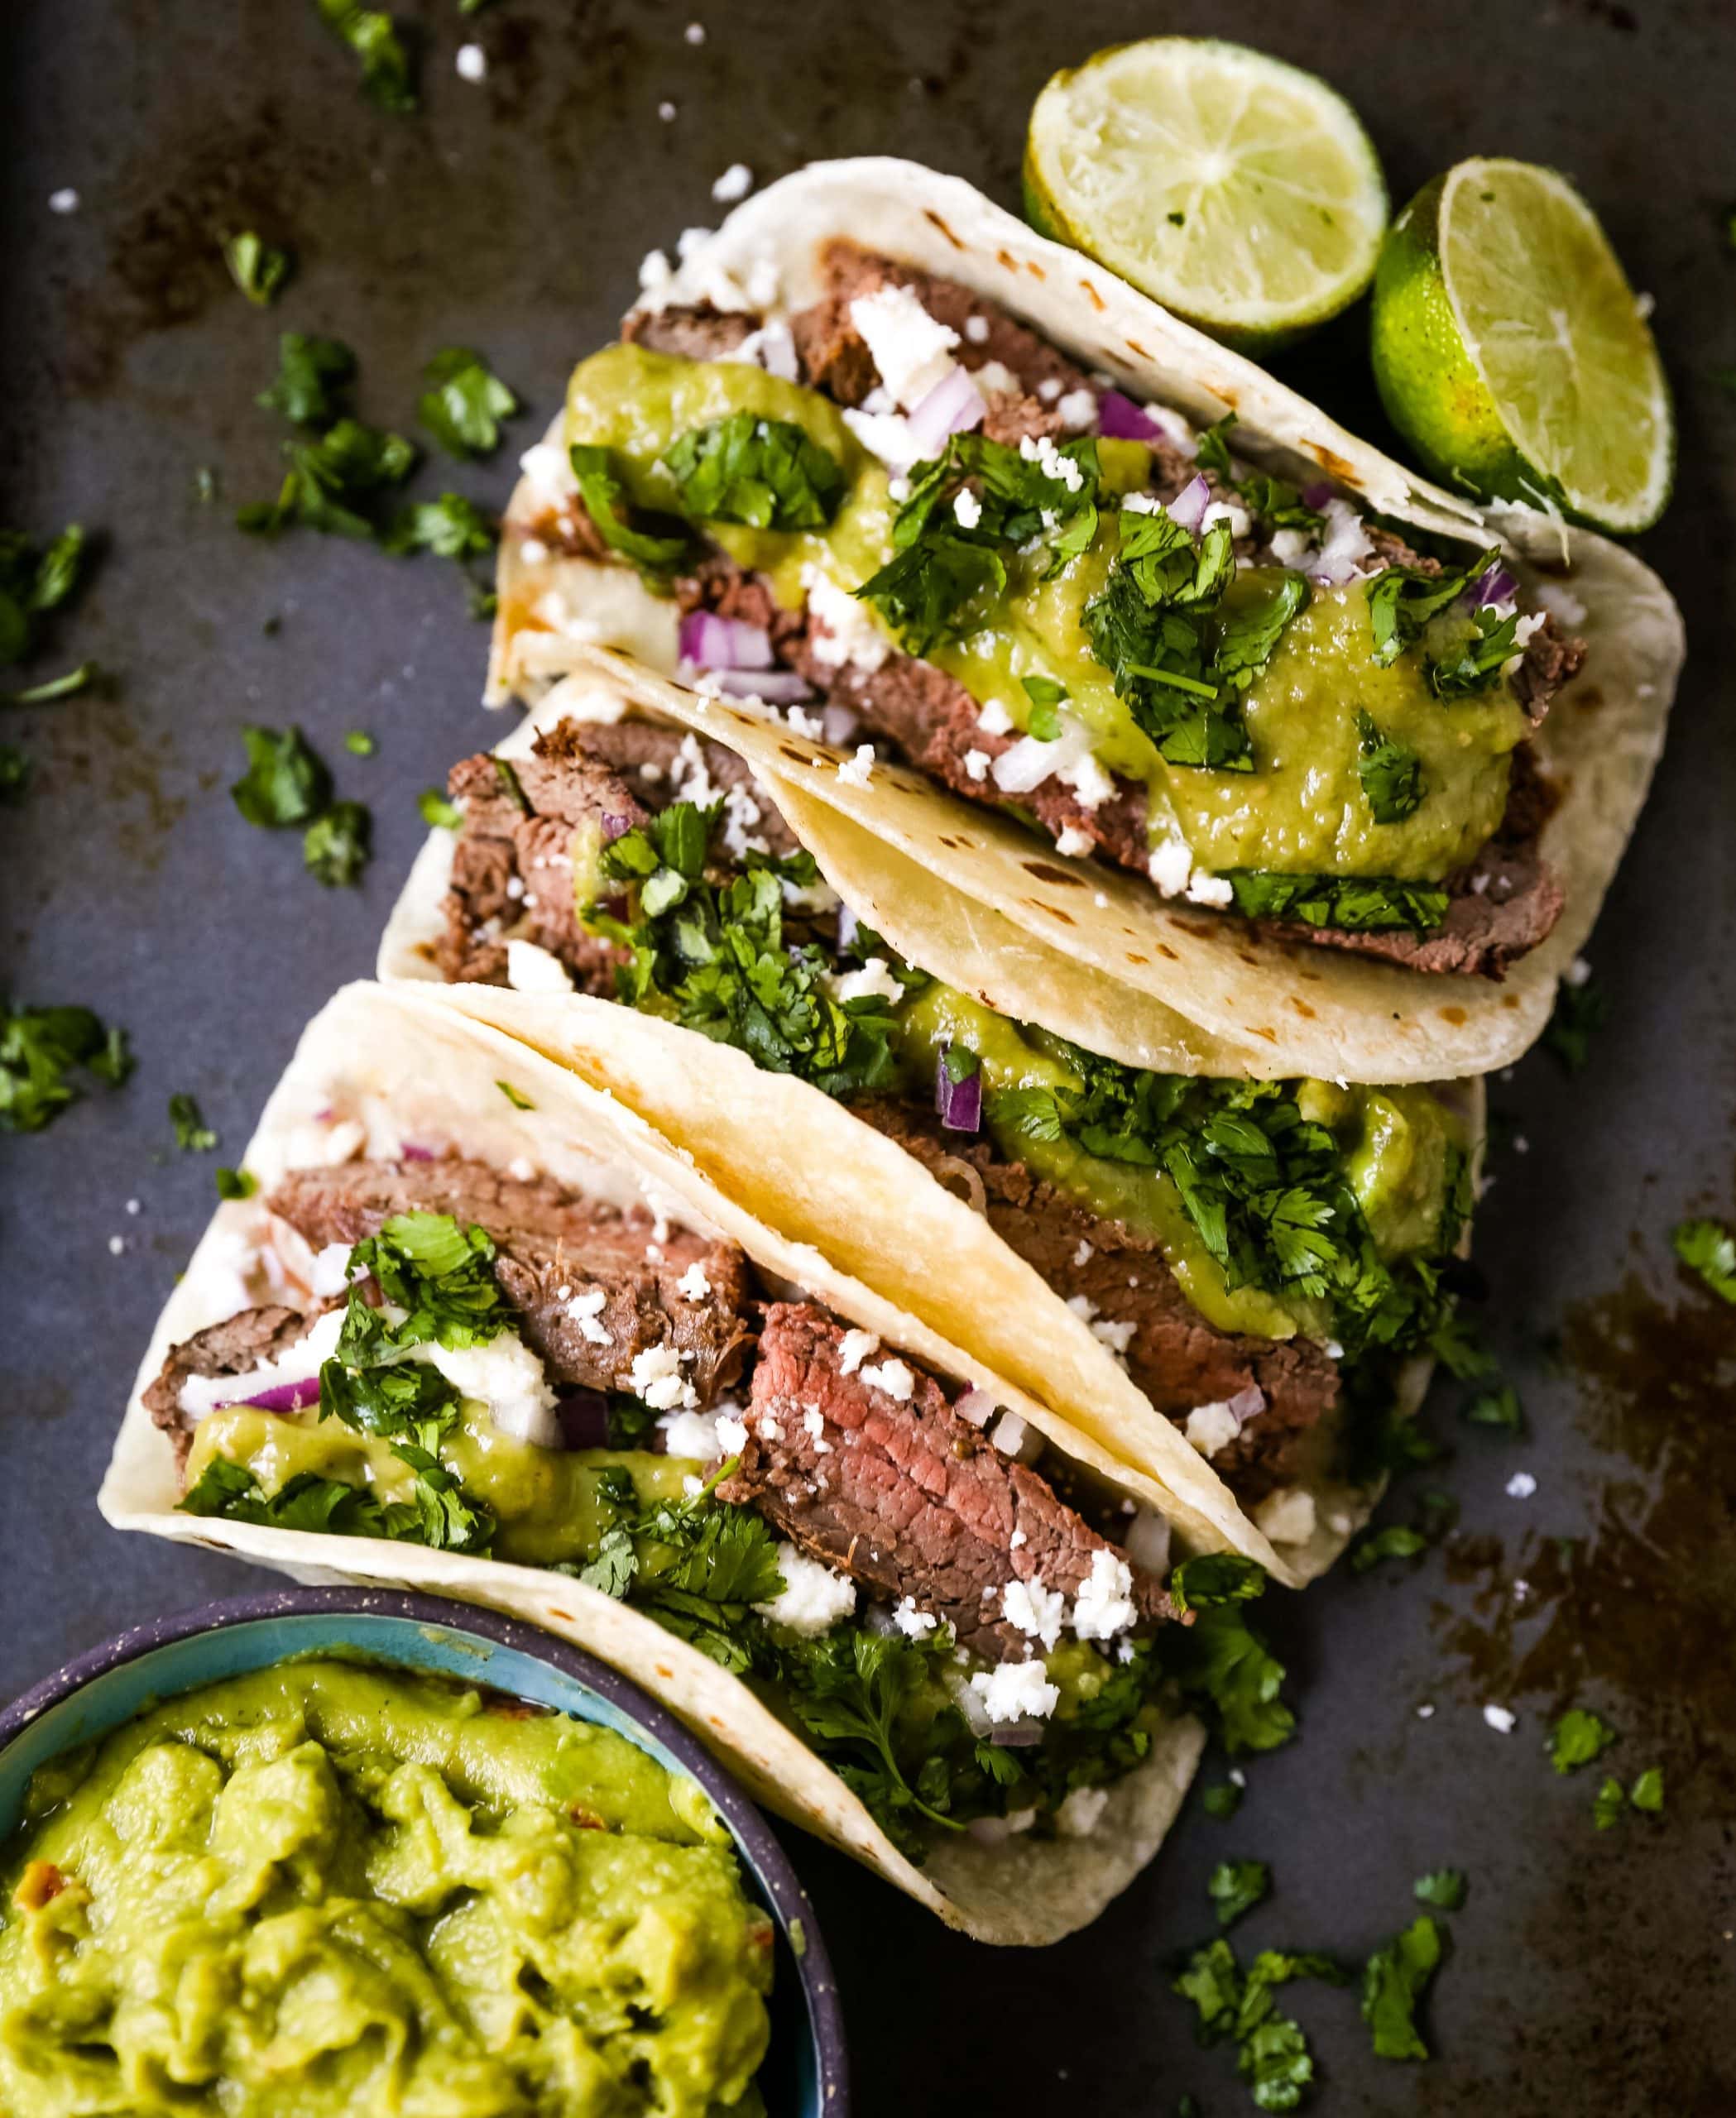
[[1024, 38, 1388, 352], [1370, 159, 1672, 534]]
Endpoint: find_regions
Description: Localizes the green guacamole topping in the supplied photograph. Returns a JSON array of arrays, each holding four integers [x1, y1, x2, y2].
[[561, 346, 1528, 891], [0, 1660, 772, 2116]]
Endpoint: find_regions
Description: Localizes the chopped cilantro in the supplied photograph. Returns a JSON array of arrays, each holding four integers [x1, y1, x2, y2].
[[0, 521, 90, 668], [1629, 1766, 1664, 1813], [0, 1004, 132, 1133], [1355, 710, 1425, 824], [337, 1212, 509, 1361], [1225, 870, 1450, 934], [1428, 604, 1521, 699], [1348, 1524, 1429, 1575], [0, 662, 100, 707], [214, 1167, 257, 1200], [239, 418, 419, 540], [303, 799, 372, 886], [221, 232, 293, 307], [1542, 971, 1608, 1073], [1551, 1707, 1617, 1773], [1360, 1914, 1443, 2062], [663, 413, 846, 530], [418, 347, 519, 458], [1193, 414, 1325, 539], [1169, 1555, 1268, 1615], [168, 1092, 217, 1152], [345, 729, 376, 756], [1412, 1868, 1467, 1910], [382, 491, 496, 560], [569, 445, 690, 571], [1462, 1382, 1524, 1434], [314, 0, 417, 111], [1364, 546, 1500, 669], [1201, 1780, 1244, 1820], [419, 786, 464, 828], [1591, 1775, 1628, 1829], [1672, 1218, 1736, 1305], [496, 1080, 534, 1110], [1173, 1935, 1349, 2113], [1163, 1603, 1295, 1755], [1209, 1859, 1270, 1929], [232, 726, 332, 827], [0, 742, 31, 803], [257, 333, 357, 428]]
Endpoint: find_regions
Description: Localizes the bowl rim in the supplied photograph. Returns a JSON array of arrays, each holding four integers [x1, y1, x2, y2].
[[0, 1584, 850, 2112]]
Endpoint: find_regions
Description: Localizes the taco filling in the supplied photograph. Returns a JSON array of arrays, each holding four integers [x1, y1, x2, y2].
[[510, 238, 1585, 978], [429, 716, 1476, 1529], [146, 1147, 1256, 1860]]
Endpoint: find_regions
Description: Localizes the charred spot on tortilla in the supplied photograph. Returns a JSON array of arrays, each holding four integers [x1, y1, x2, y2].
[[1080, 280, 1106, 313], [1288, 997, 1316, 1018], [920, 209, 964, 251], [1440, 1006, 1469, 1026], [1024, 861, 1087, 888]]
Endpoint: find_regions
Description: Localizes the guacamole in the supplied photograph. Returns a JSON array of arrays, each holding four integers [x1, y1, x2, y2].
[[0, 1660, 772, 2116]]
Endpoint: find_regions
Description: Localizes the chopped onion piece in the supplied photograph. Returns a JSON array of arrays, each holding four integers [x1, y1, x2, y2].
[[231, 1377, 321, 1414], [679, 611, 774, 670], [1166, 474, 1210, 533], [1470, 563, 1518, 610], [1225, 1383, 1267, 1427], [1302, 481, 1334, 510], [904, 363, 985, 456], [400, 1142, 435, 1162], [934, 1048, 982, 1133], [1124, 1508, 1173, 1576], [711, 668, 816, 704], [600, 811, 635, 844], [821, 703, 861, 747], [1097, 389, 1164, 443], [953, 1386, 996, 1428], [989, 1722, 1045, 1747]]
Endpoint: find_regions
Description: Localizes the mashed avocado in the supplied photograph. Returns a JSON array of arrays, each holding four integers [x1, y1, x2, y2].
[[0, 1660, 772, 2117]]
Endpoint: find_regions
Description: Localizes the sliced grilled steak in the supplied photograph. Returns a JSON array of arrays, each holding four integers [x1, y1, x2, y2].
[[437, 719, 800, 989], [787, 239, 1093, 410], [623, 300, 758, 362], [720, 1301, 1173, 1661], [144, 1305, 325, 1473], [267, 1158, 755, 1406], [853, 1100, 1337, 1497]]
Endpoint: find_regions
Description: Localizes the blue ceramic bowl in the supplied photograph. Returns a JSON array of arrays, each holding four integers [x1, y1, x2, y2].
[[0, 1586, 849, 2116]]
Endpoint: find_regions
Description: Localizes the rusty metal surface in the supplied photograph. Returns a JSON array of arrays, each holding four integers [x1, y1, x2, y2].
[[2, 1, 1733, 2109]]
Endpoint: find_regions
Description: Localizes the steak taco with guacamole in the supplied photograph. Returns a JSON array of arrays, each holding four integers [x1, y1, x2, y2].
[[102, 982, 1240, 1943], [489, 157, 1681, 1084], [381, 664, 1485, 1588]]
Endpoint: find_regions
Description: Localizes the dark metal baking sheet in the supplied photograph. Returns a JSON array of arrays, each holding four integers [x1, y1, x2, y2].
[[3, 2, 1733, 2110]]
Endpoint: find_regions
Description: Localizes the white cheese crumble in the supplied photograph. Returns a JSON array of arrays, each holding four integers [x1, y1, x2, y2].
[[1201, 499, 1251, 539], [753, 1545, 858, 1635], [1002, 1576, 1067, 1650], [518, 439, 577, 501], [801, 564, 890, 672], [1056, 386, 1098, 432], [505, 940, 575, 995], [846, 285, 959, 410], [711, 162, 753, 204], [1056, 1785, 1110, 1838], [567, 1287, 611, 1346], [1072, 1239, 1094, 1268], [963, 315, 990, 344], [1054, 825, 1093, 858], [455, 42, 487, 81], [676, 1261, 712, 1302], [970, 1660, 1061, 1725], [1009, 1528, 1028, 1550], [1484, 1704, 1517, 1735], [1253, 1487, 1318, 1546], [659, 1406, 729, 1459], [977, 697, 1014, 736], [952, 486, 983, 530], [637, 247, 673, 292], [626, 1344, 697, 1411], [1566, 955, 1594, 988], [962, 747, 990, 783], [1184, 1401, 1240, 1459], [1072, 1548, 1139, 1641], [725, 321, 799, 381], [1505, 1471, 1537, 1498], [836, 744, 876, 788], [827, 956, 903, 1006], [684, 21, 706, 42], [49, 188, 79, 214], [838, 1330, 879, 1375], [1268, 527, 1312, 568], [713, 1412, 750, 1456], [1186, 870, 1234, 908], [421, 1330, 559, 1448], [893, 1597, 937, 1638], [801, 1404, 832, 1455], [1017, 431, 1084, 491], [861, 1358, 915, 1402]]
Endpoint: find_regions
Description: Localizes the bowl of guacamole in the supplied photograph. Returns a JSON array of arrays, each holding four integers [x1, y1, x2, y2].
[[0, 1587, 848, 2116]]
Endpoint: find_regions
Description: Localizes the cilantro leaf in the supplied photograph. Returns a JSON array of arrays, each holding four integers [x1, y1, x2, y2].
[[1356, 710, 1425, 824], [496, 1080, 534, 1110], [314, 0, 417, 111], [569, 444, 689, 571], [382, 493, 496, 559], [1348, 1524, 1429, 1574], [1428, 603, 1521, 699], [215, 1167, 258, 1199], [1462, 1382, 1524, 1434], [1225, 870, 1450, 934], [231, 725, 332, 827], [181, 1459, 380, 1536], [1163, 1604, 1294, 1754], [257, 333, 357, 428], [222, 232, 293, 308], [853, 534, 1005, 656], [417, 347, 518, 458], [1413, 1868, 1467, 1910], [1365, 547, 1500, 668], [1209, 1858, 1270, 1928], [1551, 1707, 1617, 1774], [1629, 1766, 1664, 1813], [1169, 1554, 1268, 1615], [337, 1211, 508, 1361], [169, 1092, 217, 1153], [240, 418, 419, 539], [1175, 1938, 1244, 2043], [1213, 573, 1311, 697], [0, 1004, 133, 1133], [1360, 1914, 1443, 2062], [1592, 1775, 1628, 1829], [345, 729, 376, 756], [1542, 970, 1608, 1073], [1672, 1218, 1736, 1305], [303, 799, 372, 887], [0, 662, 100, 707], [663, 413, 847, 530], [1201, 1780, 1244, 1820], [419, 785, 464, 829], [319, 1356, 461, 1440]]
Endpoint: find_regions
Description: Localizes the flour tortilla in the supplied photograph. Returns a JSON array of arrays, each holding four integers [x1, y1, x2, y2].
[[98, 981, 1205, 1943], [487, 156, 1682, 1084]]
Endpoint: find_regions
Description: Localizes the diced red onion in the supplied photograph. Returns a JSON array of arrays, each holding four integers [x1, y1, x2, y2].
[[835, 903, 860, 953], [821, 703, 861, 746], [904, 363, 985, 456], [1225, 1384, 1267, 1428], [556, 1388, 613, 1451], [679, 610, 774, 670], [1470, 564, 1518, 609], [990, 1723, 1045, 1747], [1165, 474, 1210, 533], [934, 1048, 982, 1133], [953, 1387, 996, 1429], [228, 1377, 320, 1413], [400, 1142, 435, 1162], [1097, 390, 1164, 443], [600, 812, 635, 844], [1302, 482, 1334, 510], [712, 668, 816, 704]]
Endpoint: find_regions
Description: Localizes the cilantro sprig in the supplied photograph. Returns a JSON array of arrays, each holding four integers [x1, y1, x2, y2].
[[1355, 710, 1425, 825], [1225, 870, 1450, 935], [1, 522, 94, 696], [1, 1004, 132, 1134], [1672, 1217, 1736, 1305], [418, 348, 520, 459], [663, 413, 847, 531], [230, 726, 372, 889]]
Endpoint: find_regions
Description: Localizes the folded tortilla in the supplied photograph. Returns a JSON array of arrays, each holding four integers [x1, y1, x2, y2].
[[99, 981, 1206, 1943], [487, 156, 1682, 1085], [379, 667, 1485, 1586]]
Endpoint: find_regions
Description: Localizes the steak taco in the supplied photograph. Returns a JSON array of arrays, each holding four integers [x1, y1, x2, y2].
[[487, 157, 1681, 1084], [381, 667, 1486, 1588], [101, 982, 1250, 1943]]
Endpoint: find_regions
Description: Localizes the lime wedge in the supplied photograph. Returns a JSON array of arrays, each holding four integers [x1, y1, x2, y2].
[[1370, 159, 1673, 534], [1024, 38, 1388, 352]]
